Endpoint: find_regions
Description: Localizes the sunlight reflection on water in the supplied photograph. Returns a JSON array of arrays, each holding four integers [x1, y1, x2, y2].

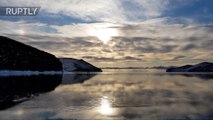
[[98, 96, 113, 116], [0, 71, 213, 120]]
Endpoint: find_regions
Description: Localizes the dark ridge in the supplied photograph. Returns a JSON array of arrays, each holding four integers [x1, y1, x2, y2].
[[166, 62, 213, 72], [0, 36, 62, 71]]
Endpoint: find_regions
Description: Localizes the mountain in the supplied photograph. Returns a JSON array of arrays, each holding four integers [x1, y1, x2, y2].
[[60, 58, 102, 72], [166, 62, 213, 72], [0, 36, 62, 71]]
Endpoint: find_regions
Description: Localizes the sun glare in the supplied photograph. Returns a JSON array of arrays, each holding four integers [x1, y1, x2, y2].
[[17, 29, 26, 35], [89, 27, 118, 44], [98, 96, 113, 115]]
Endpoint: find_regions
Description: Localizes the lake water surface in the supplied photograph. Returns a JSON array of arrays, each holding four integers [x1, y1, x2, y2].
[[0, 70, 213, 120]]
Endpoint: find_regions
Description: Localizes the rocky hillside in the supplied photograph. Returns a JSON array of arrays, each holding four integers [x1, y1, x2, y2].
[[166, 62, 213, 72], [0, 36, 62, 71], [60, 58, 102, 72]]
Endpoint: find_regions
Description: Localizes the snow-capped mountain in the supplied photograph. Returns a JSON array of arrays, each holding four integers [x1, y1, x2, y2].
[[60, 58, 102, 72]]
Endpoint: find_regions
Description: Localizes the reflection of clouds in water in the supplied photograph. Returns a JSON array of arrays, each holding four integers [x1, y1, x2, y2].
[[40, 74, 213, 119], [0, 73, 212, 119]]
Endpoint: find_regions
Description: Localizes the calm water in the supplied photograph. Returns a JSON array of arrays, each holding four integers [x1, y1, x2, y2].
[[0, 70, 213, 120]]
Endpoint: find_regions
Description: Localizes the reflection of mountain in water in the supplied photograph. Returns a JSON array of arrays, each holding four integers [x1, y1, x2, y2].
[[0, 75, 62, 110], [62, 73, 97, 84], [168, 73, 213, 80], [0, 73, 97, 110], [182, 74, 213, 80]]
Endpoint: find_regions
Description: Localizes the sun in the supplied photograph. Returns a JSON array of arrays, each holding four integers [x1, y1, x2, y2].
[[89, 27, 118, 44], [17, 29, 26, 35]]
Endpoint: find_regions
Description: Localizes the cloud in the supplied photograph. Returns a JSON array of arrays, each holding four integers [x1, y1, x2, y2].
[[123, 56, 143, 61], [1, 17, 213, 66], [82, 55, 143, 61], [6, 0, 213, 24], [82, 56, 115, 61], [171, 55, 186, 61], [201, 40, 213, 50], [0, 0, 213, 67], [181, 44, 198, 51], [1, 0, 203, 24], [0, 0, 125, 23], [119, 0, 171, 22], [0, 20, 57, 35]]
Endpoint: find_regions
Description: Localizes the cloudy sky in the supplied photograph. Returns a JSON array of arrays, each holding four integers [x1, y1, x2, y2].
[[0, 0, 213, 67]]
